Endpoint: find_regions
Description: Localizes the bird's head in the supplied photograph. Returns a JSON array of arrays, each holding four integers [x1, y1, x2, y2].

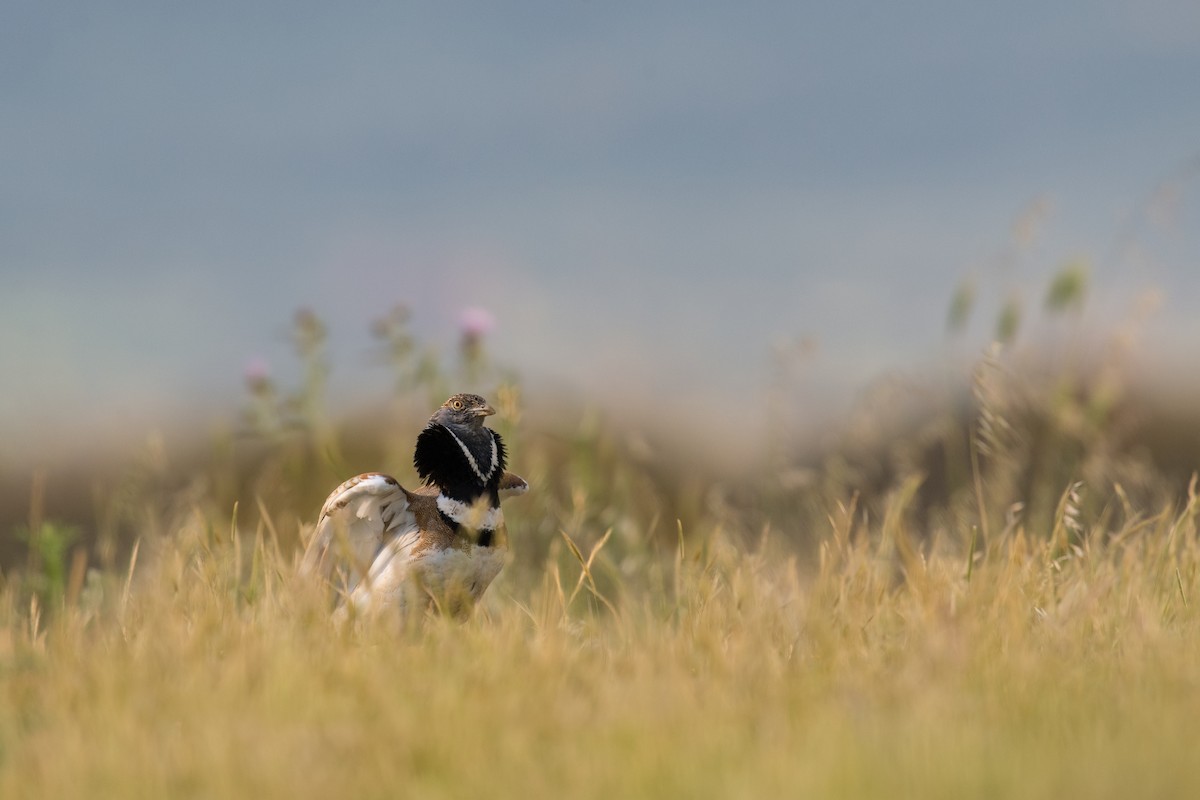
[[431, 393, 495, 430]]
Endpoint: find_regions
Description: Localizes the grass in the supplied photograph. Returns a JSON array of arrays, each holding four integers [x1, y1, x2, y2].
[[4, 304, 1200, 798], [3, 489, 1200, 798]]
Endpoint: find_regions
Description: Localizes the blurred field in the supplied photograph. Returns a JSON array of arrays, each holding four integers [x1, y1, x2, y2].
[[4, 294, 1200, 798]]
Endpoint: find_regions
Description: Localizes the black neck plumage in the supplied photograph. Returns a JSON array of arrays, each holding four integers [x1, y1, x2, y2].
[[413, 423, 507, 506]]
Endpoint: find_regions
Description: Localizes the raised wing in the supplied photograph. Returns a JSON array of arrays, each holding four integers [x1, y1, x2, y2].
[[299, 473, 417, 592], [336, 526, 425, 623]]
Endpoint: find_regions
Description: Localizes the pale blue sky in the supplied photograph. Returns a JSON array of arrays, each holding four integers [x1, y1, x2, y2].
[[3, 2, 1199, 458]]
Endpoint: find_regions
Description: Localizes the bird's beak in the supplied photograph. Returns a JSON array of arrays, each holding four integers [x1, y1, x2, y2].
[[474, 404, 496, 417]]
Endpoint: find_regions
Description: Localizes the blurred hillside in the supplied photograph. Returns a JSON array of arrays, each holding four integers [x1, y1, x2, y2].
[[5, 261, 1200, 588]]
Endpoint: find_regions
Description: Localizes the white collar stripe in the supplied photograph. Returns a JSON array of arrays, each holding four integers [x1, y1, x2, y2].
[[437, 494, 504, 530]]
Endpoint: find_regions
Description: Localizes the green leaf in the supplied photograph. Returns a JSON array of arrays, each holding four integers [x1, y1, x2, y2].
[[947, 278, 976, 334], [996, 297, 1022, 343], [1046, 261, 1089, 313]]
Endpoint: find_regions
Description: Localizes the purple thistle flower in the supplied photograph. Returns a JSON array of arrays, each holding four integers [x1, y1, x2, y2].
[[244, 357, 272, 393], [458, 306, 495, 339]]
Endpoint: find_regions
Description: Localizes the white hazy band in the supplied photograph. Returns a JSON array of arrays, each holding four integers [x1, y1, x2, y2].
[[437, 494, 504, 531]]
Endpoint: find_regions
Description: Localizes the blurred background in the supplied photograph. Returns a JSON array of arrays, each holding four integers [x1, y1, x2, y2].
[[3, 2, 1199, 484]]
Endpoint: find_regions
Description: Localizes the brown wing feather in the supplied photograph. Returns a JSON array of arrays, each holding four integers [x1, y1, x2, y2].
[[498, 471, 529, 497]]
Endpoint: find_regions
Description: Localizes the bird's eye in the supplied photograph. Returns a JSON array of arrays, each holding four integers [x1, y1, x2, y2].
[[451, 399, 464, 410]]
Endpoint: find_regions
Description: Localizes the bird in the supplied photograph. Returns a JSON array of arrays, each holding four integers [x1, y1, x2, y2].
[[299, 393, 528, 623]]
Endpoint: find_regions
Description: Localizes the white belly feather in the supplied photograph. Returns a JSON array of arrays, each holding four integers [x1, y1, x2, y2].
[[337, 535, 507, 623]]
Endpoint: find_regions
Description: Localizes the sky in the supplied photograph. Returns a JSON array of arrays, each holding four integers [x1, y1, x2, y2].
[[3, 1, 1199, 461]]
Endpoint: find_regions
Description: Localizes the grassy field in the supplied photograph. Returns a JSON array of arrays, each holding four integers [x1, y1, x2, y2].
[[4, 308, 1200, 798]]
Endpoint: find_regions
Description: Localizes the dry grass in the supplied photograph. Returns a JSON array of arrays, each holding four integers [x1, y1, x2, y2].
[[3, 471, 1200, 798]]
